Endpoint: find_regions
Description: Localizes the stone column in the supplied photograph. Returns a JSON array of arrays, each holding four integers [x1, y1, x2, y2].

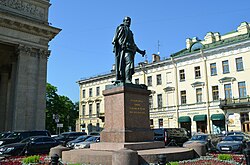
[[0, 72, 9, 131], [13, 45, 47, 130], [5, 56, 17, 131], [13, 45, 32, 130], [35, 49, 50, 129]]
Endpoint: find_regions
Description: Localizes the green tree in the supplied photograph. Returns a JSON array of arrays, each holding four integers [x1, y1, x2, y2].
[[46, 83, 78, 134]]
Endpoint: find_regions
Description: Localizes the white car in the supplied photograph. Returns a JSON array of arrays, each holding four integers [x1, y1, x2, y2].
[[74, 136, 100, 149]]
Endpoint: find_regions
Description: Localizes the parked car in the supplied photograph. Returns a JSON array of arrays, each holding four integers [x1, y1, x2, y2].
[[225, 131, 250, 139], [0, 132, 12, 139], [0, 130, 51, 146], [89, 132, 100, 136], [74, 136, 100, 149], [0, 136, 60, 156], [216, 135, 249, 154], [153, 128, 189, 146], [54, 132, 87, 146], [226, 131, 245, 136], [66, 135, 92, 148], [183, 134, 221, 152]]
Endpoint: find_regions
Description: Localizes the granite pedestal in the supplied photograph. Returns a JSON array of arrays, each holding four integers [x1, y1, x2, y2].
[[62, 84, 188, 165]]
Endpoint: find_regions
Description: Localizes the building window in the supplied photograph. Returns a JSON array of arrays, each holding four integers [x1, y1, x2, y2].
[[166, 72, 172, 84], [150, 119, 154, 128], [224, 84, 232, 100], [210, 63, 217, 76], [89, 104, 93, 118], [147, 76, 152, 86], [135, 78, 139, 84], [194, 66, 201, 79], [149, 96, 153, 109], [241, 113, 250, 132], [89, 88, 92, 97], [157, 94, 162, 108], [238, 81, 247, 98], [196, 88, 202, 103], [180, 90, 186, 104], [82, 89, 86, 98], [96, 103, 100, 117], [179, 69, 185, 81], [96, 87, 100, 96], [212, 86, 219, 101], [236, 57, 244, 71], [82, 104, 85, 116], [222, 60, 230, 74], [156, 74, 162, 85], [158, 118, 163, 128]]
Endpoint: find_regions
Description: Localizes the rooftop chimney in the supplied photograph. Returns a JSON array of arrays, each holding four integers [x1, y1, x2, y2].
[[152, 54, 160, 63]]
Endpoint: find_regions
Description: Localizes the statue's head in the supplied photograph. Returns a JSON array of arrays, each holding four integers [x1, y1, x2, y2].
[[123, 16, 131, 27]]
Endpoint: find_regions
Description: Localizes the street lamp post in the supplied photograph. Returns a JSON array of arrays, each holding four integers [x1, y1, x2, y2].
[[53, 114, 59, 134]]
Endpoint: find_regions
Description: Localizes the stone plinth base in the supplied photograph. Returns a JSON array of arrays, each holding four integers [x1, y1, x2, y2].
[[49, 145, 71, 158], [101, 84, 153, 143], [101, 129, 154, 143], [62, 147, 195, 165], [90, 141, 165, 151]]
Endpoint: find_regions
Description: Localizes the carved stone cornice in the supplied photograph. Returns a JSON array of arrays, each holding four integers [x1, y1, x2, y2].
[[0, 14, 61, 41], [0, 0, 47, 21]]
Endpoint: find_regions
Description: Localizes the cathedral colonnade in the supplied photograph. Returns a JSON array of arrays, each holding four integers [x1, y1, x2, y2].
[[0, 0, 60, 131]]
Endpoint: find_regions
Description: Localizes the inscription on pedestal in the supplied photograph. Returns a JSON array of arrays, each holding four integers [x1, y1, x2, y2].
[[129, 99, 146, 115]]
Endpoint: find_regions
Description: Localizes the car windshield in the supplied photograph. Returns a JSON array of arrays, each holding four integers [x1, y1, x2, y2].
[[76, 136, 88, 141], [58, 133, 69, 138], [222, 136, 244, 141], [191, 135, 207, 141], [227, 132, 243, 135], [153, 129, 163, 136], [7, 132, 20, 138], [20, 137, 35, 143], [0, 133, 10, 139], [85, 136, 98, 142]]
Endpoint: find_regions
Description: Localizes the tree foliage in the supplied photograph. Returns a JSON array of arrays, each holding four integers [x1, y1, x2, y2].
[[46, 83, 78, 134]]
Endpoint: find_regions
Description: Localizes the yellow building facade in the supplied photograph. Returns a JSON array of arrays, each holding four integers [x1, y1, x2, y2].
[[77, 22, 250, 135]]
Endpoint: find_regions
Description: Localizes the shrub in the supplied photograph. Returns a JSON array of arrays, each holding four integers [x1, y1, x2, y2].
[[22, 155, 40, 164], [218, 154, 232, 161]]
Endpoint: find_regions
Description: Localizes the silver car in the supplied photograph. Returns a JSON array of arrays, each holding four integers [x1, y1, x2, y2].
[[183, 134, 220, 152], [74, 136, 100, 149]]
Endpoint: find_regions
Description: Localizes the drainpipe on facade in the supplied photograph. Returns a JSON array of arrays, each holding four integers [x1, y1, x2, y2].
[[171, 57, 179, 128], [201, 49, 211, 133]]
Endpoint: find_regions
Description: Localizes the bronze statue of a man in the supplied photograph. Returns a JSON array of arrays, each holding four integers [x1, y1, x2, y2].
[[112, 17, 146, 84]]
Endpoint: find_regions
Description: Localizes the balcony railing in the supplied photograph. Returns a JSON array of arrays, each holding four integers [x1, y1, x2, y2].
[[219, 96, 250, 110]]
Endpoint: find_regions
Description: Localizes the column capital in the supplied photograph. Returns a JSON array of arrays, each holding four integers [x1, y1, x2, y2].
[[39, 49, 51, 59], [16, 45, 32, 56]]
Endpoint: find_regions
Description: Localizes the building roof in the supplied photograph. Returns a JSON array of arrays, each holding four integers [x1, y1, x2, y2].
[[171, 32, 250, 58]]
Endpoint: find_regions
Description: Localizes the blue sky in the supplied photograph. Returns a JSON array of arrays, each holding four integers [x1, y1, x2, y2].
[[48, 0, 250, 102]]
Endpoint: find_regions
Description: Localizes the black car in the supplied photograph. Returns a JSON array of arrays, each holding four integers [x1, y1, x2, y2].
[[66, 135, 92, 148], [0, 136, 60, 156], [0, 132, 12, 139], [54, 132, 87, 146], [153, 128, 189, 146], [216, 135, 249, 154], [0, 130, 51, 146]]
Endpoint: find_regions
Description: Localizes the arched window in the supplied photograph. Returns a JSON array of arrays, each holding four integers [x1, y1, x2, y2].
[[190, 42, 203, 51]]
